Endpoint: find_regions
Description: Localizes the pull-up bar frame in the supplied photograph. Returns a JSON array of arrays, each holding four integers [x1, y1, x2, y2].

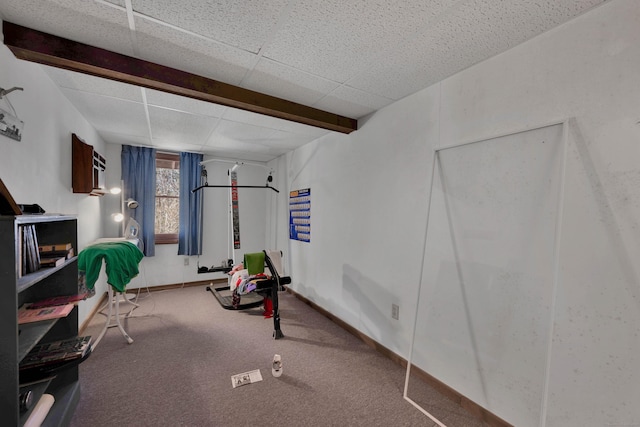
[[191, 184, 279, 193]]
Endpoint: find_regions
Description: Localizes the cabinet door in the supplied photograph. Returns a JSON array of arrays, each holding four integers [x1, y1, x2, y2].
[[72, 133, 94, 194]]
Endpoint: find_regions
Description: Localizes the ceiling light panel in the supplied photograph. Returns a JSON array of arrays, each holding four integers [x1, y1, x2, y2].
[[130, 0, 289, 53]]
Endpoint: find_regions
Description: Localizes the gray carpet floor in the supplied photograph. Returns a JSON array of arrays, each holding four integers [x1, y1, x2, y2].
[[70, 285, 485, 426]]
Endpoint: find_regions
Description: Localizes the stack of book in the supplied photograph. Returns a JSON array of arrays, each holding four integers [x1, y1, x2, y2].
[[38, 242, 74, 269], [19, 336, 92, 382], [18, 293, 89, 325]]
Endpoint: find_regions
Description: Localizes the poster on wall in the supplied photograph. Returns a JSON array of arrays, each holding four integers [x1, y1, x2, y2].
[[289, 188, 310, 242], [0, 107, 24, 141], [231, 170, 240, 249]]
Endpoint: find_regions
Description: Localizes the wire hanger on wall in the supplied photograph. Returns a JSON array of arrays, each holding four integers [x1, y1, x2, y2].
[[0, 86, 23, 117]]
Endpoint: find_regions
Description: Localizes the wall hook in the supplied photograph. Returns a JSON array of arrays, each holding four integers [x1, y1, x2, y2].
[[0, 87, 24, 99]]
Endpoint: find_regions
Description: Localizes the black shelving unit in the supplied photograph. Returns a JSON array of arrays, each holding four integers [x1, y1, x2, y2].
[[0, 214, 81, 426]]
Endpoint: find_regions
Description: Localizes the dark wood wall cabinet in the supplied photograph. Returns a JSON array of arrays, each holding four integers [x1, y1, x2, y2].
[[72, 133, 106, 196]]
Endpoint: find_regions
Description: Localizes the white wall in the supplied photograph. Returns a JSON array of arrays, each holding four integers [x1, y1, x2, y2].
[[277, 1, 640, 426], [0, 24, 106, 324]]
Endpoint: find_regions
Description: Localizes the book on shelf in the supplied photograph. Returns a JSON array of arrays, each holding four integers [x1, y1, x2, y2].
[[18, 303, 74, 324], [19, 336, 92, 370], [39, 247, 74, 260], [39, 257, 65, 268], [20, 224, 41, 275], [38, 243, 72, 253], [28, 293, 90, 309]]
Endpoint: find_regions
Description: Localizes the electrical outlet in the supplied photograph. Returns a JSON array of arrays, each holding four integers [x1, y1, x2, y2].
[[183, 257, 189, 266], [391, 304, 399, 320]]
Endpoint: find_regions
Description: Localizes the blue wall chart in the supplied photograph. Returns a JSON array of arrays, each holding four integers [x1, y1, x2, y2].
[[289, 188, 310, 242]]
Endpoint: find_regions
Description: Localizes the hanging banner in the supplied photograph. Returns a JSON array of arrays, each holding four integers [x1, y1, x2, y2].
[[231, 170, 240, 249], [289, 188, 310, 242]]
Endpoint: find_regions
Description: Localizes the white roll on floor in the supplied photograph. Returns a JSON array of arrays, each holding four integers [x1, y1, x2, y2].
[[24, 393, 55, 427]]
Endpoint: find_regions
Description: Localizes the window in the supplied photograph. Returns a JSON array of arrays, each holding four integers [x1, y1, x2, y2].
[[155, 152, 180, 244]]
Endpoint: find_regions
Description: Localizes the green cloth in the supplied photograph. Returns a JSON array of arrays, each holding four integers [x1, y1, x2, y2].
[[244, 252, 265, 275], [78, 241, 144, 292]]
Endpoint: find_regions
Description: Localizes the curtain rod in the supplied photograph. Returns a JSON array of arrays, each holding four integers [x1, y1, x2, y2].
[[191, 184, 279, 193]]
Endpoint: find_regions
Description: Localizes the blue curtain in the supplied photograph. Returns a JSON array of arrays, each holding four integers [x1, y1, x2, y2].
[[178, 152, 203, 255], [121, 145, 156, 256]]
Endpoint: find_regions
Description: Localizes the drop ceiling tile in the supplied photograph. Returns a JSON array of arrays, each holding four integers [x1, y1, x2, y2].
[[222, 108, 295, 132], [262, 0, 458, 83], [204, 132, 268, 154], [212, 119, 280, 145], [147, 105, 218, 145], [43, 66, 143, 103], [274, 119, 330, 139], [131, 0, 289, 53], [314, 85, 393, 119], [263, 130, 318, 151], [0, 0, 134, 56], [242, 58, 340, 106], [144, 88, 227, 118], [62, 89, 149, 137], [102, 0, 125, 7], [134, 16, 258, 85]]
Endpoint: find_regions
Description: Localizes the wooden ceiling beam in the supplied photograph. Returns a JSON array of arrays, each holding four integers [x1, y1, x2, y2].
[[2, 21, 357, 134]]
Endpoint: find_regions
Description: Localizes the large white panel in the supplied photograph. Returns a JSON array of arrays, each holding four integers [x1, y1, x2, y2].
[[406, 123, 565, 427]]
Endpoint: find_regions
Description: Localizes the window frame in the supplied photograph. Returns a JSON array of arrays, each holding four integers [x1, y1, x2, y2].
[[155, 152, 180, 245]]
